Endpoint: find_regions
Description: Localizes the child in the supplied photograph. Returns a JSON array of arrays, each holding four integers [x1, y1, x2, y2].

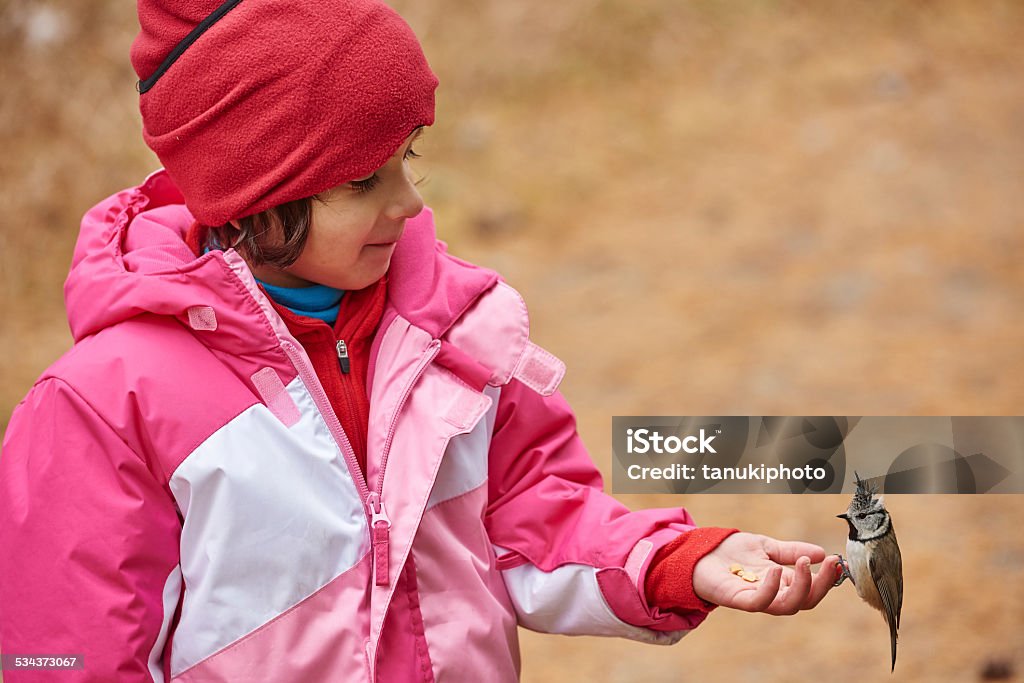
[[0, 1, 840, 681]]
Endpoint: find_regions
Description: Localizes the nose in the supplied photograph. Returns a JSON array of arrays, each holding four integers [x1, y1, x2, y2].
[[386, 170, 425, 221]]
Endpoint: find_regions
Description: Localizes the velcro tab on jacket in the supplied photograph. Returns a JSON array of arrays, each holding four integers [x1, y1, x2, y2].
[[443, 392, 493, 431], [512, 342, 565, 396], [444, 281, 566, 395], [187, 305, 218, 331], [251, 367, 301, 428]]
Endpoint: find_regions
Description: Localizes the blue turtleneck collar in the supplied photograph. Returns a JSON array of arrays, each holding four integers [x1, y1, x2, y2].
[[257, 279, 344, 325]]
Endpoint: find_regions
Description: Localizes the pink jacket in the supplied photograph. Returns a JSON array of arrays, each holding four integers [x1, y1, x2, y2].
[[0, 170, 708, 682]]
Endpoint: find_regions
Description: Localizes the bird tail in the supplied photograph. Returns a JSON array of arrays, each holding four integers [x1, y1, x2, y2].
[[888, 614, 899, 672]]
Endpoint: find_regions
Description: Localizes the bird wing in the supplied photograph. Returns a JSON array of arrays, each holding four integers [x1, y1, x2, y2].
[[869, 529, 903, 671]]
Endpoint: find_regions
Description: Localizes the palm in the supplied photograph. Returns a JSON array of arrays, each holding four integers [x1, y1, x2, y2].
[[692, 532, 840, 616]]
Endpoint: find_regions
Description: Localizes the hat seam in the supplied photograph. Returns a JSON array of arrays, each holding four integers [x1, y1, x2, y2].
[[138, 0, 244, 94]]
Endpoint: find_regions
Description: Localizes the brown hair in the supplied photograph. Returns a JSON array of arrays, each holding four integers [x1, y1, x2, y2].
[[207, 195, 318, 269]]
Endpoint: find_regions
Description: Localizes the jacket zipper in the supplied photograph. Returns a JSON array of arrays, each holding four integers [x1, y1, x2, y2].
[[366, 492, 391, 586], [282, 336, 441, 587]]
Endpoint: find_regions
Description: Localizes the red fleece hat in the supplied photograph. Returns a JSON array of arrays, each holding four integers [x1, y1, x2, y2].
[[131, 0, 438, 226]]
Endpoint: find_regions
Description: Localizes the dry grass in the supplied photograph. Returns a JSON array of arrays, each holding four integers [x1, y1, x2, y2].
[[2, 1, 1023, 681]]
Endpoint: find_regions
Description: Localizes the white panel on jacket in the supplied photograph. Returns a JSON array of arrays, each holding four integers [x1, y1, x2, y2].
[[494, 547, 690, 646], [168, 377, 368, 676], [426, 385, 500, 510]]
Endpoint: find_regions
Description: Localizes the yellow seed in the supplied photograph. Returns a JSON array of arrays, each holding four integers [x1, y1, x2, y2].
[[729, 564, 743, 574], [742, 573, 759, 582]]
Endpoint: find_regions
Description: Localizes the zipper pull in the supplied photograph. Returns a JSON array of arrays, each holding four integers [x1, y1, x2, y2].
[[366, 492, 391, 586], [336, 339, 351, 374]]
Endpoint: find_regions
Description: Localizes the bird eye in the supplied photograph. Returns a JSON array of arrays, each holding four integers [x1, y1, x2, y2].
[[855, 513, 867, 519]]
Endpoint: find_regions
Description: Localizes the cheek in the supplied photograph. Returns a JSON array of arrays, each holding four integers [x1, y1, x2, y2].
[[303, 222, 372, 264]]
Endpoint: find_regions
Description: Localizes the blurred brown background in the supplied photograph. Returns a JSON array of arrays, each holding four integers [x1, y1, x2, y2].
[[1, 1, 1023, 681]]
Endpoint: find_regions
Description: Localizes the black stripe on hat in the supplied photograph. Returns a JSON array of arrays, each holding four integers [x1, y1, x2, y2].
[[137, 0, 244, 94]]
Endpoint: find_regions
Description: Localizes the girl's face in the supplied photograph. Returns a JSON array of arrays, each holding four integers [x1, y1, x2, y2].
[[251, 128, 425, 291]]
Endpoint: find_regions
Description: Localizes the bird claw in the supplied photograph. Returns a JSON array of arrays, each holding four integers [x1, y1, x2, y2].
[[834, 555, 855, 587]]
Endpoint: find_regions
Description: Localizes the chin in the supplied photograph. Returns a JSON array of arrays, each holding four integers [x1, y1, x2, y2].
[[303, 255, 392, 291], [340, 268, 389, 292]]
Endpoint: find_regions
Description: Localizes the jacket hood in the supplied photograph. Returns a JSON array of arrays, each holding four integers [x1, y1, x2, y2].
[[64, 170, 499, 351]]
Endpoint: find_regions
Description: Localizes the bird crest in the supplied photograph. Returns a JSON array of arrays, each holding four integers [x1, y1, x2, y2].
[[851, 471, 882, 512]]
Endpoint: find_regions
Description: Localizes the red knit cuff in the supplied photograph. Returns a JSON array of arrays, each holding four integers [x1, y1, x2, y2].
[[645, 527, 740, 613]]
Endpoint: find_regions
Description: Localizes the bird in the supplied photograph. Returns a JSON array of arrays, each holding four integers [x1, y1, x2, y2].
[[836, 472, 904, 672]]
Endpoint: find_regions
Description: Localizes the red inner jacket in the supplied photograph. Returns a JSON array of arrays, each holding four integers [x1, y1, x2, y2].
[[268, 277, 386, 479]]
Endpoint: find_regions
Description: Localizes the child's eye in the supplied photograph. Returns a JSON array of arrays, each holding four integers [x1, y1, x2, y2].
[[349, 146, 422, 194], [350, 174, 381, 194]]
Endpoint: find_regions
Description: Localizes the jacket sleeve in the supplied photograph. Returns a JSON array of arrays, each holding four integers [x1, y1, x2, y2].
[[484, 378, 716, 644], [0, 378, 182, 682]]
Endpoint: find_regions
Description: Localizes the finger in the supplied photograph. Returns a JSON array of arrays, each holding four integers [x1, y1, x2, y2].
[[731, 565, 783, 612], [766, 556, 812, 616], [764, 539, 827, 565], [801, 555, 841, 610]]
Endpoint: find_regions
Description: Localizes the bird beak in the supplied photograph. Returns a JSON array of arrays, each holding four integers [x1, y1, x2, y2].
[[836, 513, 849, 520]]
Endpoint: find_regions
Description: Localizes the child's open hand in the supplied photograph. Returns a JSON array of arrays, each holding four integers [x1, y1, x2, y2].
[[692, 532, 840, 615]]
